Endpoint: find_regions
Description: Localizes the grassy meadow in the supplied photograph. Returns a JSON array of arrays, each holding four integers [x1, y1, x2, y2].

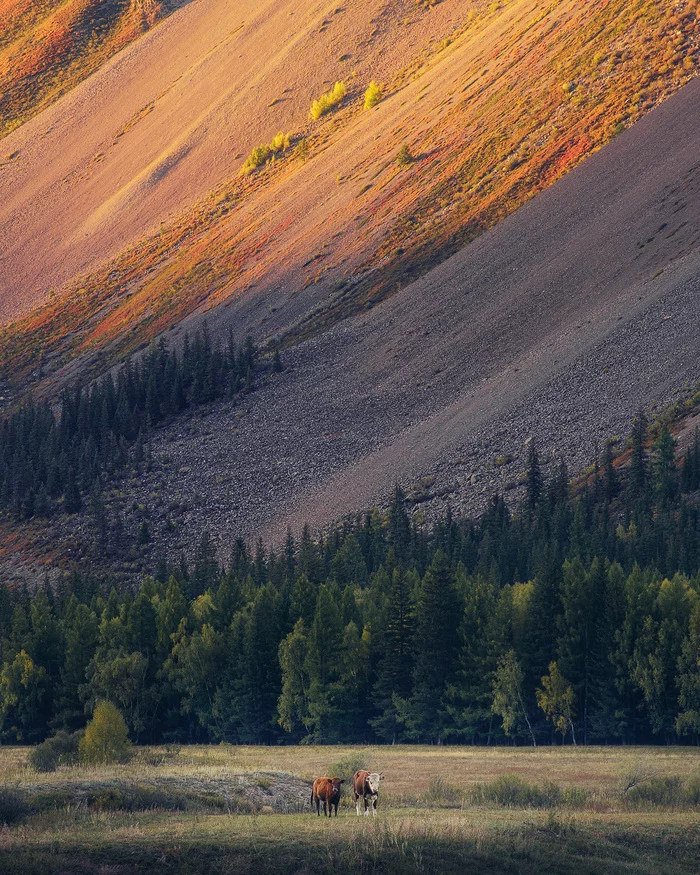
[[1, 745, 699, 873]]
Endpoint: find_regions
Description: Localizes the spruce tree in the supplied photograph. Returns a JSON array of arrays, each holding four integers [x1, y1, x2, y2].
[[243, 584, 282, 742], [653, 423, 677, 510], [277, 619, 311, 737], [387, 485, 411, 561], [407, 551, 460, 743], [446, 572, 498, 743], [371, 568, 414, 742], [305, 585, 343, 740], [526, 442, 542, 509], [55, 600, 99, 730], [629, 410, 648, 499], [602, 440, 618, 501], [64, 468, 82, 514]]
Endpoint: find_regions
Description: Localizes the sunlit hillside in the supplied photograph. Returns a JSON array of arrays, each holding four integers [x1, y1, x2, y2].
[[0, 0, 697, 392]]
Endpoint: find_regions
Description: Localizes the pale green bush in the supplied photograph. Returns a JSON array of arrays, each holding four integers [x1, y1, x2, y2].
[[363, 81, 382, 109], [310, 81, 346, 120], [240, 132, 292, 175]]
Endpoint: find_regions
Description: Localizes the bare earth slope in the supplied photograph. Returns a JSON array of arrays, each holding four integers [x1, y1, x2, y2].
[[130, 76, 700, 548]]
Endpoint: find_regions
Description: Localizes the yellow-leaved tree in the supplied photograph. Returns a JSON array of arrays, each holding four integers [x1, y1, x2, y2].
[[79, 700, 132, 764], [536, 662, 577, 745]]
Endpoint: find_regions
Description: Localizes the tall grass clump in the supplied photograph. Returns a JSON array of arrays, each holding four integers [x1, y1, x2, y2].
[[363, 81, 382, 109], [424, 776, 463, 807], [240, 132, 291, 175], [78, 701, 132, 765], [470, 774, 587, 809], [624, 775, 700, 809], [86, 784, 228, 813], [310, 81, 346, 120], [0, 786, 28, 825]]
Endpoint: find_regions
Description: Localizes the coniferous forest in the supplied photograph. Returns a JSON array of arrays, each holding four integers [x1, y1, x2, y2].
[[0, 327, 262, 522], [1, 406, 699, 749]]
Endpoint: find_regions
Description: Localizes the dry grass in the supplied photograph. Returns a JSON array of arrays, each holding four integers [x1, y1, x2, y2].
[[3, 744, 700, 799], [1, 745, 699, 873]]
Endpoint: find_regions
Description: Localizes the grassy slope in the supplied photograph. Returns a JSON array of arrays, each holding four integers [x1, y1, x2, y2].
[[0, 0, 698, 395], [0, 0, 164, 138], [1, 745, 699, 874]]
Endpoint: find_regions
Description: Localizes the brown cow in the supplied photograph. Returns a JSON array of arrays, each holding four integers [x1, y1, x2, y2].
[[311, 776, 344, 817], [352, 770, 384, 816]]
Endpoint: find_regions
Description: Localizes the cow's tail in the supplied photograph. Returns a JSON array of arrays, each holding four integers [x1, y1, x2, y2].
[[310, 788, 314, 806]]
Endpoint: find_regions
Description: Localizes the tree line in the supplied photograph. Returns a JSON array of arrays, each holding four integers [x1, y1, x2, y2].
[[0, 412, 699, 747], [0, 327, 268, 522]]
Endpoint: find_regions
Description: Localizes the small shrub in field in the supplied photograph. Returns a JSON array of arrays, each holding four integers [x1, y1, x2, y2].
[[329, 753, 367, 782], [79, 701, 132, 765], [625, 776, 683, 808], [562, 786, 588, 807], [241, 144, 272, 175], [295, 138, 309, 162], [270, 132, 291, 153], [685, 776, 700, 805], [364, 80, 382, 109], [538, 780, 566, 807], [482, 774, 535, 807], [310, 81, 346, 120], [29, 730, 82, 772], [396, 143, 414, 167], [424, 776, 463, 807]]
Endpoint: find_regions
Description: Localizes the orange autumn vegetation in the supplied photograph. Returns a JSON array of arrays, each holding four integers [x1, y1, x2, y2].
[[0, 0, 164, 138]]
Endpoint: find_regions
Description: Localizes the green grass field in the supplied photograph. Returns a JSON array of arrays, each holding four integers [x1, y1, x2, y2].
[[1, 745, 699, 873]]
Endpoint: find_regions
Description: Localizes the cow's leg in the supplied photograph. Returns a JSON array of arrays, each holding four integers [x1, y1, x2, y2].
[[364, 794, 369, 816], [315, 797, 320, 816], [372, 796, 378, 817], [323, 800, 328, 817], [355, 792, 361, 816]]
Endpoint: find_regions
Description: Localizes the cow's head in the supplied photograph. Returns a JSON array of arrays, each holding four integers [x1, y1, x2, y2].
[[330, 777, 344, 797], [366, 773, 384, 794]]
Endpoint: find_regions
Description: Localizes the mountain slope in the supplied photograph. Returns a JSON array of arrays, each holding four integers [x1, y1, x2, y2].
[[0, 0, 697, 385], [5, 75, 697, 570], [0, 1, 699, 570], [133, 76, 700, 545], [0, 0, 464, 326], [0, 0, 166, 138]]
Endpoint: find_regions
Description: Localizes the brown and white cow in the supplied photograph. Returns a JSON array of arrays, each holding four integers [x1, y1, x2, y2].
[[352, 770, 384, 816], [311, 776, 344, 817]]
